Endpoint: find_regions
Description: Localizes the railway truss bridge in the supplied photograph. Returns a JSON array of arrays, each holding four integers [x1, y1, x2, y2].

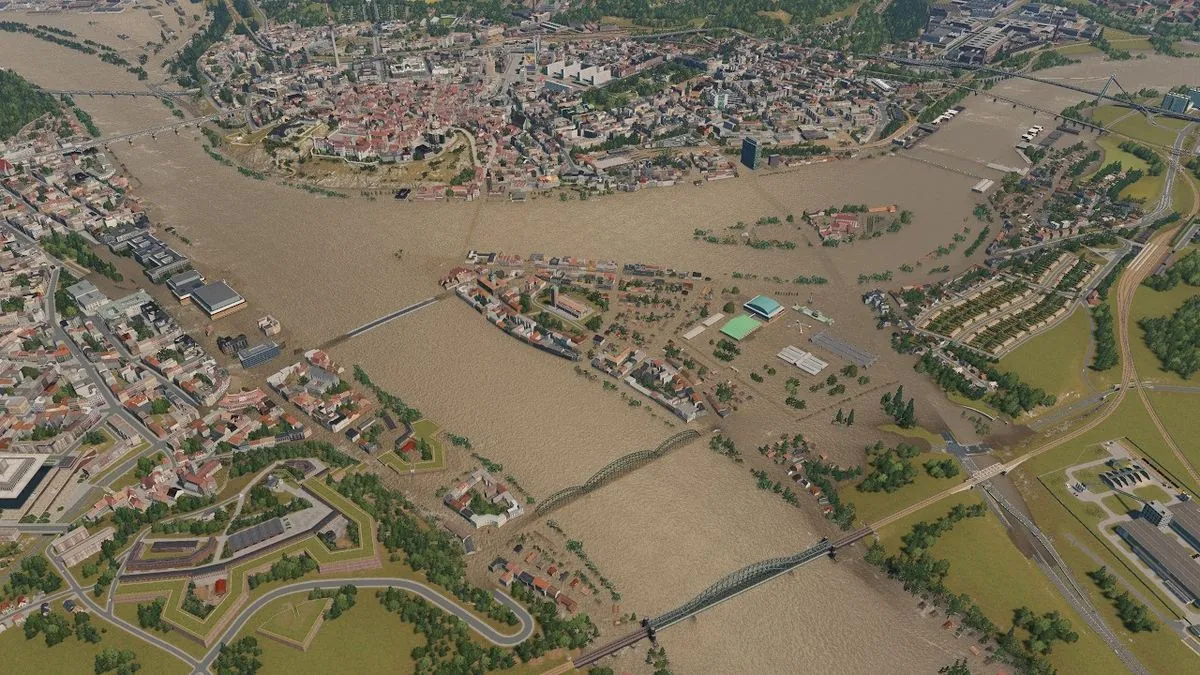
[[572, 527, 873, 668], [533, 429, 700, 517]]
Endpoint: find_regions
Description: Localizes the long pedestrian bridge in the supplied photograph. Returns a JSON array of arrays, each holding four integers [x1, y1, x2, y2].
[[573, 527, 873, 668]]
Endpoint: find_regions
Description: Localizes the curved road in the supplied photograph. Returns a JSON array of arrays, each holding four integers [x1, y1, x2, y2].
[[194, 579, 534, 673]]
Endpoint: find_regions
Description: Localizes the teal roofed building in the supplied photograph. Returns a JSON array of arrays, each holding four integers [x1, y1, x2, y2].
[[743, 294, 784, 321]]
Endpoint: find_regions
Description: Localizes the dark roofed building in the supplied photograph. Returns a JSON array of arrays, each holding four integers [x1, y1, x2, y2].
[[1116, 518, 1200, 608], [227, 517, 286, 553], [191, 281, 247, 319], [1168, 501, 1200, 554]]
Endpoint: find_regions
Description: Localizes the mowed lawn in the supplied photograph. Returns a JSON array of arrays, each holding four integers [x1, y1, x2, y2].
[[0, 610, 191, 675], [875, 493, 1126, 675], [239, 593, 424, 674], [1001, 305, 1093, 401]]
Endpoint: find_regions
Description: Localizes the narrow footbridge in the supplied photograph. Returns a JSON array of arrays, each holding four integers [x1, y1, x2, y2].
[[573, 527, 873, 668], [534, 430, 700, 517]]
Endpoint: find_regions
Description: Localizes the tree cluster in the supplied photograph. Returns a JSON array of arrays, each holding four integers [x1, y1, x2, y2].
[[1140, 295, 1200, 379], [1087, 566, 1157, 633], [880, 385, 917, 428], [136, 598, 169, 633], [923, 458, 961, 479], [309, 584, 358, 620], [1090, 304, 1119, 371], [246, 553, 318, 590], [230, 440, 356, 477], [858, 441, 921, 493], [4, 554, 63, 599], [331, 472, 518, 626], [214, 636, 262, 675], [94, 647, 140, 675], [378, 586, 518, 673]]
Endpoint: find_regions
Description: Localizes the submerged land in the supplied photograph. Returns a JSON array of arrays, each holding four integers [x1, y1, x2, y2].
[[1, 1, 1200, 675]]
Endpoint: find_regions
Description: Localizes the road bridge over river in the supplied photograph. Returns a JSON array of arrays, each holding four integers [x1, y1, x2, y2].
[[572, 528, 873, 668]]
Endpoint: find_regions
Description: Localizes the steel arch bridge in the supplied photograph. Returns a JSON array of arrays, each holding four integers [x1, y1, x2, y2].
[[534, 430, 699, 517], [649, 539, 832, 630]]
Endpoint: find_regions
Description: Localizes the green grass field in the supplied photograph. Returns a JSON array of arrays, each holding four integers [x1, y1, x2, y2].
[[1170, 172, 1195, 214], [1145, 391, 1200, 478], [111, 602, 209, 660], [0, 610, 191, 675], [1055, 42, 1102, 57], [1091, 108, 1191, 148], [258, 597, 328, 643], [1099, 485, 1174, 517], [852, 452, 966, 524], [237, 592, 425, 674], [875, 493, 1126, 675], [878, 423, 945, 449], [1001, 305, 1093, 401]]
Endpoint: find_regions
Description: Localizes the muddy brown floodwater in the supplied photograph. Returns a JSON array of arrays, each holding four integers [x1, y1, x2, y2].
[[6, 29, 1197, 672]]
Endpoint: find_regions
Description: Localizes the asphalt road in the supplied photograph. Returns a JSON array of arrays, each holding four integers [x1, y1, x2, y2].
[[48, 553, 201, 670], [195, 578, 534, 673]]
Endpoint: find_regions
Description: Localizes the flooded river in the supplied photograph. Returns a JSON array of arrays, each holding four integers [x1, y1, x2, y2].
[[5, 28, 1195, 671]]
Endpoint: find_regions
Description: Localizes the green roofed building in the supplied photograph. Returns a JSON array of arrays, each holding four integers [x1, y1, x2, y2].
[[744, 294, 784, 321], [720, 314, 763, 341]]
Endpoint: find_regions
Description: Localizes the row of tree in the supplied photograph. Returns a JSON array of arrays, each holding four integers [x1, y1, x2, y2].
[[1087, 566, 1157, 633], [230, 440, 357, 477]]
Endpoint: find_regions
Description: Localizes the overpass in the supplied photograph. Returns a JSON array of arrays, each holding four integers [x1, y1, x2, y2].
[[876, 56, 1200, 123], [573, 528, 873, 668]]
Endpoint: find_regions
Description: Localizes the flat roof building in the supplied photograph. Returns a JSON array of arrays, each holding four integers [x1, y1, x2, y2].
[[1168, 501, 1200, 554], [238, 342, 281, 369], [66, 279, 108, 314], [167, 270, 205, 301], [191, 281, 246, 319], [1116, 518, 1200, 608], [720, 314, 763, 341], [744, 294, 784, 321]]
